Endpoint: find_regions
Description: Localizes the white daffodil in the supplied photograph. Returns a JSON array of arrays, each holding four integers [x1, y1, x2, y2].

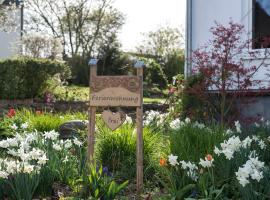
[[21, 122, 29, 129], [0, 171, 9, 179], [11, 124, 18, 130], [53, 143, 62, 151], [73, 137, 83, 147], [44, 130, 59, 140], [168, 154, 179, 166], [38, 154, 48, 165], [199, 156, 214, 168], [234, 121, 241, 133]]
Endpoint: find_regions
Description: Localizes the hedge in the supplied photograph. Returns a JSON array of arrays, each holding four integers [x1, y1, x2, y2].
[[0, 57, 71, 99]]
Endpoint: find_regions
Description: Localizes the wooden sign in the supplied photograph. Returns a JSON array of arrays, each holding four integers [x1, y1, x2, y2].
[[88, 59, 144, 195], [101, 110, 126, 130], [90, 76, 142, 107]]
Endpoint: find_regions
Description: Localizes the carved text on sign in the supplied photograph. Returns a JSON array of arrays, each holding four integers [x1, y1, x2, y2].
[[101, 110, 126, 131]]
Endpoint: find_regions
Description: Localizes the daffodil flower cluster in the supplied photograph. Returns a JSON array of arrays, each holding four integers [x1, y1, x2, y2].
[[169, 118, 205, 130], [168, 154, 199, 181], [0, 129, 84, 180], [199, 157, 214, 168], [144, 110, 169, 126], [235, 153, 265, 187], [214, 135, 267, 160], [0, 132, 47, 179]]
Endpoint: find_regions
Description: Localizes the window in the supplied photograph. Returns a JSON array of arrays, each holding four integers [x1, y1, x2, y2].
[[253, 0, 270, 49]]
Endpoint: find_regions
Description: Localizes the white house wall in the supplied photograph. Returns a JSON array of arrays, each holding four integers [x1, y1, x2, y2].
[[191, 0, 243, 50], [188, 0, 270, 89]]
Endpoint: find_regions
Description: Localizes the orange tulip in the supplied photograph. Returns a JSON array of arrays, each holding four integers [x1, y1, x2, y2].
[[159, 158, 167, 166], [206, 154, 213, 161]]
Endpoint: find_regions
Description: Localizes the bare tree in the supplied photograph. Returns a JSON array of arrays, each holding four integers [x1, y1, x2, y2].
[[0, 1, 20, 32], [24, 0, 124, 59]]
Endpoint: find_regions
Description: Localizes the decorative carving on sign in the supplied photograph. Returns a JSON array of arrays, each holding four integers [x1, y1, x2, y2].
[[90, 76, 141, 93], [101, 110, 126, 131]]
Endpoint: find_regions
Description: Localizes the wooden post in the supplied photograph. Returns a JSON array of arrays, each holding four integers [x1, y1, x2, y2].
[[135, 61, 144, 194], [88, 59, 98, 162]]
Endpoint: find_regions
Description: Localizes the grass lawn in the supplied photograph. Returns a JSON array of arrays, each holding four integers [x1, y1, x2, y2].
[[52, 85, 166, 103]]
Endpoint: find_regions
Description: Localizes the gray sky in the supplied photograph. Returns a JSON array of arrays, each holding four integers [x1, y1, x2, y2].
[[113, 0, 186, 51]]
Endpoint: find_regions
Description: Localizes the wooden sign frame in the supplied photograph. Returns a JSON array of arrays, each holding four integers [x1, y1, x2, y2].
[[87, 59, 144, 194]]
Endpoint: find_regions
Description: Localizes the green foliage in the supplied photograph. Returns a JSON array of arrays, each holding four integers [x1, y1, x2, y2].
[[0, 57, 71, 99], [137, 25, 184, 83], [0, 109, 87, 138], [142, 58, 168, 88], [6, 172, 40, 200], [80, 163, 128, 200], [50, 85, 89, 101], [170, 123, 226, 162], [95, 121, 168, 180], [163, 50, 185, 82]]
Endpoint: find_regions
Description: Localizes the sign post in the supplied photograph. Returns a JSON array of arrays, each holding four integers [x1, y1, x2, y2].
[[88, 59, 144, 194]]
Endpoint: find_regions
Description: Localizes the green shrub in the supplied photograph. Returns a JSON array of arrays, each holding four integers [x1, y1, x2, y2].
[[95, 121, 168, 180], [0, 57, 71, 99], [142, 58, 168, 89]]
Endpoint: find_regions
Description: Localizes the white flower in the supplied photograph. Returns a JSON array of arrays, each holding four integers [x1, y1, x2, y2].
[[199, 157, 214, 168], [7, 149, 18, 156], [169, 119, 184, 130], [168, 154, 179, 166], [251, 169, 263, 182], [258, 140, 266, 150], [73, 138, 82, 147], [11, 124, 18, 130], [254, 122, 260, 127], [0, 171, 9, 179], [29, 148, 44, 160], [64, 139, 72, 149], [180, 160, 198, 181], [193, 121, 205, 129], [242, 136, 253, 148], [53, 143, 62, 151], [185, 117, 191, 124], [44, 130, 59, 140], [143, 110, 160, 126], [0, 140, 9, 148], [21, 122, 29, 129], [252, 135, 259, 142], [63, 156, 69, 163], [225, 129, 233, 135], [124, 116, 133, 124], [218, 136, 242, 160], [236, 154, 265, 187], [234, 121, 241, 133], [38, 155, 48, 165], [214, 146, 222, 156], [22, 163, 35, 174], [5, 160, 18, 174]]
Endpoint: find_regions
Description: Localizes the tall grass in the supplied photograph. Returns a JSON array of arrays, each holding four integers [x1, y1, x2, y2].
[[95, 120, 168, 180], [170, 124, 227, 162]]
